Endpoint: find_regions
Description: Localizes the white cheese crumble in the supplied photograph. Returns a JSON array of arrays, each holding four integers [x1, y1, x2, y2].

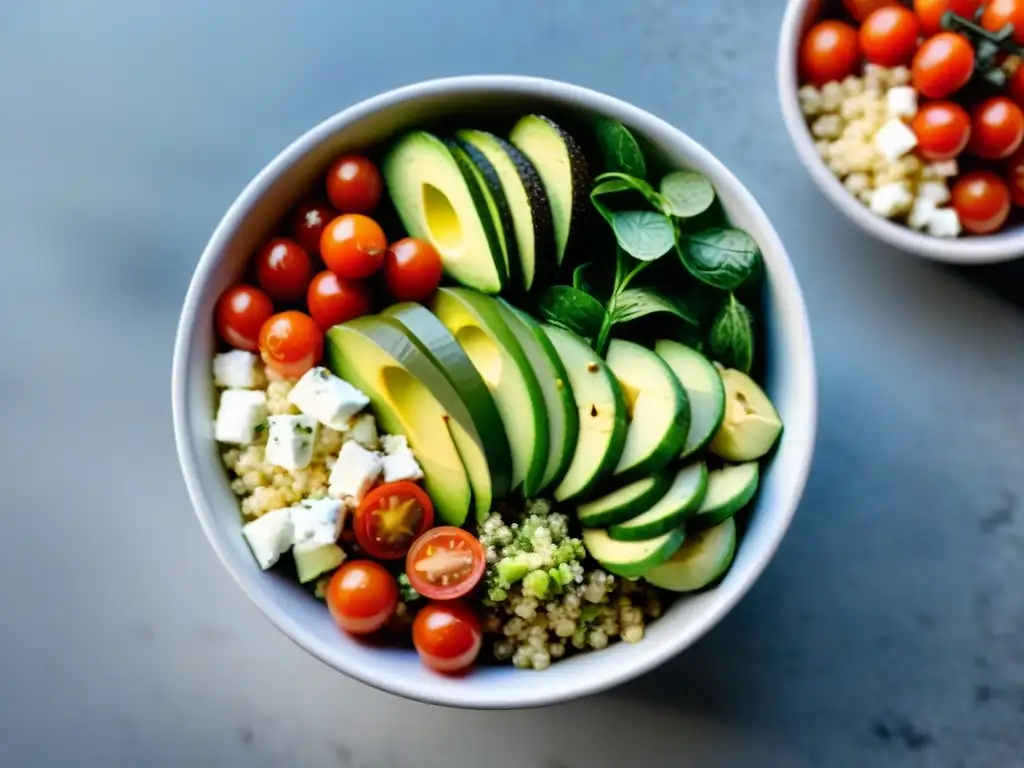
[[291, 497, 345, 546], [874, 118, 918, 161], [927, 208, 962, 238], [241, 507, 294, 569], [885, 86, 918, 120], [213, 350, 262, 389], [215, 389, 268, 445], [869, 182, 913, 218], [265, 414, 318, 470], [328, 440, 382, 502], [347, 412, 379, 450], [288, 367, 370, 430], [382, 446, 424, 484]]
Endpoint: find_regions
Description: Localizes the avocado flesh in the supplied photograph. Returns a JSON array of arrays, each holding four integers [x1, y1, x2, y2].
[[293, 542, 344, 584], [709, 368, 783, 462]]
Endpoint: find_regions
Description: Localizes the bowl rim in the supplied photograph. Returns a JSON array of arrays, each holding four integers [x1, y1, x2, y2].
[[777, 0, 1024, 265], [172, 74, 818, 708]]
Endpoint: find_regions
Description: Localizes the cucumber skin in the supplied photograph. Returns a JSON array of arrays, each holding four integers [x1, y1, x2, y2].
[[693, 463, 760, 528], [608, 464, 709, 542], [576, 471, 675, 529], [589, 527, 686, 579], [642, 518, 737, 593]]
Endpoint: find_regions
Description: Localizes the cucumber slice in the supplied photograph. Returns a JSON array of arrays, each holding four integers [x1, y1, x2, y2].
[[693, 462, 759, 527], [576, 471, 674, 528], [608, 462, 708, 541], [642, 517, 737, 592], [654, 340, 725, 459], [582, 527, 685, 579]]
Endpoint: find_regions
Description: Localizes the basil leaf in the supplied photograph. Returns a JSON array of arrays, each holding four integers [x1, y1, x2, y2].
[[678, 227, 762, 290], [536, 285, 608, 343], [708, 293, 754, 373], [610, 211, 675, 262], [610, 287, 700, 326], [594, 118, 647, 178], [659, 171, 715, 218], [572, 262, 594, 294]]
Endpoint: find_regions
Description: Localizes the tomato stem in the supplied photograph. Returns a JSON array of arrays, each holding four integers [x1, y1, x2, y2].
[[941, 11, 1023, 91]]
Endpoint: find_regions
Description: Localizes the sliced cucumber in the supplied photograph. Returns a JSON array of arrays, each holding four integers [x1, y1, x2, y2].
[[608, 462, 708, 541], [576, 471, 674, 528], [654, 340, 725, 459], [693, 462, 759, 527], [582, 527, 685, 579], [642, 517, 737, 592]]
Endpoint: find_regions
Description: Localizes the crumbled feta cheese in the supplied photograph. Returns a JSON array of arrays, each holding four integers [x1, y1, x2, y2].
[[213, 350, 261, 389], [291, 497, 344, 545], [924, 160, 958, 179], [869, 182, 913, 217], [886, 86, 917, 119], [347, 413, 379, 450], [328, 441, 382, 501], [214, 389, 267, 445], [874, 118, 918, 161], [381, 434, 410, 455], [241, 507, 294, 569], [287, 367, 370, 430], [918, 180, 952, 206], [908, 198, 938, 230], [382, 447, 424, 484], [265, 414, 317, 470], [927, 208, 962, 238]]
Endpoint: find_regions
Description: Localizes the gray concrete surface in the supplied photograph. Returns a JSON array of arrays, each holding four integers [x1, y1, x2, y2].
[[1, 1, 1022, 766]]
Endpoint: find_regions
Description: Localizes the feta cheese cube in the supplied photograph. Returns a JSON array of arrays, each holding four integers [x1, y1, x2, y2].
[[886, 86, 918, 119], [869, 182, 913, 218], [918, 181, 951, 206], [908, 198, 938, 230], [288, 367, 370, 430], [291, 497, 344, 545], [328, 441, 382, 502], [265, 414, 317, 470], [382, 447, 424, 483], [927, 208, 962, 238], [924, 159, 958, 179], [874, 118, 918, 160], [381, 434, 409, 455], [347, 413, 379, 450], [241, 507, 294, 570], [213, 350, 261, 388], [293, 541, 345, 584], [214, 389, 267, 444]]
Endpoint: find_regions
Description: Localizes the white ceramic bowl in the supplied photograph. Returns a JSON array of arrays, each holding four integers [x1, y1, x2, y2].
[[778, 0, 1024, 264], [172, 75, 818, 709]]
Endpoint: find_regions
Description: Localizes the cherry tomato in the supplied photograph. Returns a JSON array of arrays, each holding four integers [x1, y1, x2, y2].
[[215, 285, 274, 352], [291, 200, 338, 257], [254, 238, 313, 302], [258, 310, 323, 378], [325, 560, 399, 636], [353, 482, 435, 560], [912, 33, 975, 99], [321, 214, 387, 280], [844, 0, 901, 22], [412, 601, 483, 674], [968, 96, 1024, 160], [951, 171, 1012, 234], [799, 21, 861, 87], [326, 155, 383, 214], [1006, 146, 1024, 206], [405, 527, 486, 601], [911, 101, 972, 160], [383, 237, 444, 301], [914, 0, 983, 36], [859, 6, 922, 67], [982, 0, 1024, 45], [306, 270, 373, 330]]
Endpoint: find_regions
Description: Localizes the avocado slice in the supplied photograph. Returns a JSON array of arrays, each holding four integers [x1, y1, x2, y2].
[[325, 320, 472, 525], [292, 541, 344, 584], [581, 526, 685, 579], [709, 368, 783, 462], [494, 300, 578, 493], [382, 130, 506, 293], [654, 340, 726, 459], [608, 462, 707, 541], [509, 115, 591, 267], [429, 288, 549, 498], [576, 471, 675, 528], [641, 517, 737, 593], [456, 129, 555, 292], [606, 340, 689, 481], [541, 324, 628, 502], [692, 462, 759, 528]]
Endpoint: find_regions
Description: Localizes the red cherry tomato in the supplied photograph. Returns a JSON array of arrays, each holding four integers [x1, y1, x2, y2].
[[291, 200, 338, 257], [215, 285, 274, 352], [321, 214, 388, 280], [383, 237, 444, 301], [412, 601, 483, 674], [258, 310, 323, 378], [325, 560, 399, 635], [1006, 146, 1024, 206], [405, 527, 486, 601], [844, 0, 901, 22], [968, 96, 1024, 160], [800, 20, 861, 87], [1008, 67, 1024, 109], [326, 155, 383, 214], [914, 0, 983, 36], [859, 6, 922, 66], [912, 33, 975, 99], [353, 482, 435, 560], [911, 101, 972, 160], [254, 238, 313, 302], [951, 171, 1012, 234], [982, 0, 1024, 45], [306, 270, 373, 330]]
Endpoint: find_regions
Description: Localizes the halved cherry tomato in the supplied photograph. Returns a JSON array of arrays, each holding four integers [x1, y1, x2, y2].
[[912, 32, 975, 99], [981, 0, 1024, 45], [215, 285, 275, 352], [383, 237, 444, 301], [258, 310, 323, 378], [354, 482, 435, 560], [860, 6, 922, 67], [800, 20, 861, 87], [914, 0, 982, 36], [321, 214, 388, 280], [306, 270, 373, 330], [405, 527, 486, 601], [952, 171, 1012, 234], [412, 600, 483, 674], [254, 237, 313, 302], [844, 0, 900, 23], [968, 96, 1024, 160], [1006, 146, 1024, 206], [291, 200, 338, 257], [911, 101, 972, 160], [325, 560, 399, 635], [326, 155, 383, 214]]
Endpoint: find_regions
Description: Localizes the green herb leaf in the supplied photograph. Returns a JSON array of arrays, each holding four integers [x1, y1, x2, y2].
[[572, 262, 594, 294], [610, 211, 675, 262], [610, 287, 700, 326], [593, 172, 663, 208], [536, 285, 608, 344], [708, 293, 754, 373], [678, 227, 762, 290], [659, 171, 716, 218], [594, 118, 646, 178]]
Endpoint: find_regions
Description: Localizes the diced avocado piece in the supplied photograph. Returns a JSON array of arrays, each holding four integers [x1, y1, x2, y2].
[[430, 288, 549, 498], [641, 517, 737, 592], [709, 368, 783, 462], [292, 541, 344, 584], [654, 340, 726, 458], [576, 471, 674, 528], [606, 340, 689, 481], [609, 462, 707, 541], [456, 129, 555, 292], [581, 527, 685, 579], [495, 300, 578, 493], [382, 130, 505, 293], [509, 115, 591, 267], [326, 321, 472, 525], [541, 325, 628, 502], [692, 462, 759, 527]]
